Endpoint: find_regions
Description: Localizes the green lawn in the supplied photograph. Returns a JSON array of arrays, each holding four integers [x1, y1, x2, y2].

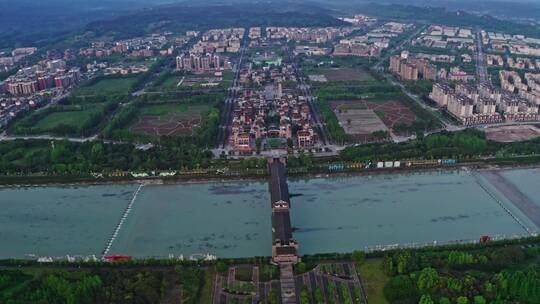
[[75, 77, 138, 95], [359, 259, 389, 304], [222, 71, 234, 83], [33, 108, 99, 130], [161, 76, 181, 89]]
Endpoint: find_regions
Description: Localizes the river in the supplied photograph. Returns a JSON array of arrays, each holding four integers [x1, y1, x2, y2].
[[1, 168, 538, 259]]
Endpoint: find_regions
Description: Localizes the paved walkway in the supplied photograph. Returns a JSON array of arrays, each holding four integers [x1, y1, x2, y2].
[[279, 263, 297, 304]]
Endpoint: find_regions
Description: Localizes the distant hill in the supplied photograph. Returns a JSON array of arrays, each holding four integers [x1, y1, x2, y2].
[[335, 2, 540, 38], [0, 1, 345, 49], [83, 2, 346, 40], [0, 0, 174, 49], [312, 0, 540, 20]]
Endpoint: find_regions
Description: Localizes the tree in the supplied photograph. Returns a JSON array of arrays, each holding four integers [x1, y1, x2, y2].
[[457, 296, 469, 304], [216, 261, 228, 273], [90, 143, 104, 162], [327, 281, 336, 299], [446, 277, 462, 293], [396, 251, 417, 274], [418, 267, 439, 292], [269, 289, 278, 304], [352, 250, 366, 266], [439, 297, 451, 304], [300, 286, 310, 304], [384, 275, 417, 302], [474, 295, 486, 304], [296, 262, 306, 274], [419, 294, 434, 304], [314, 287, 325, 304]]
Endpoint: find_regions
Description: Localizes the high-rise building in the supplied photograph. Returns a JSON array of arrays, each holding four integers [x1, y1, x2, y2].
[[201, 56, 211, 71], [400, 63, 418, 81], [390, 55, 402, 74]]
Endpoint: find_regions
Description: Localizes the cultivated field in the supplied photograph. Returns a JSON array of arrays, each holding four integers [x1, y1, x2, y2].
[[128, 103, 209, 137], [331, 100, 416, 140], [485, 125, 540, 143], [335, 109, 389, 136]]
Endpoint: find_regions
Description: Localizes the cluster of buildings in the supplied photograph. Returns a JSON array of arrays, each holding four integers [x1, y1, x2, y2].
[[482, 31, 540, 57], [79, 33, 178, 59], [103, 64, 149, 76], [84, 61, 152, 76], [191, 28, 244, 54], [176, 28, 242, 72], [333, 22, 413, 57], [1, 59, 80, 96], [390, 51, 438, 81], [265, 27, 357, 43], [413, 53, 456, 63], [248, 27, 262, 40], [230, 62, 317, 151], [500, 71, 540, 104], [430, 82, 539, 125], [0, 95, 46, 128], [414, 25, 475, 50], [238, 61, 293, 86], [0, 47, 37, 72], [339, 14, 377, 26], [390, 49, 476, 82], [293, 45, 331, 57], [230, 87, 318, 151], [176, 53, 230, 72], [487, 54, 504, 67], [488, 54, 540, 70], [507, 57, 540, 70]]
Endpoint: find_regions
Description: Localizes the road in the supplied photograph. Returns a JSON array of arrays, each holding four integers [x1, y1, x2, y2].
[[0, 132, 130, 145], [215, 35, 248, 150], [287, 45, 334, 149], [475, 29, 488, 83]]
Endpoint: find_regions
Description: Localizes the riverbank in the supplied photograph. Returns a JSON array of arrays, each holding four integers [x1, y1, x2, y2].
[[2, 158, 540, 188]]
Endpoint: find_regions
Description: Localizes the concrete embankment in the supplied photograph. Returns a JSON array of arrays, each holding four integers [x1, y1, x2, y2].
[[480, 170, 540, 229]]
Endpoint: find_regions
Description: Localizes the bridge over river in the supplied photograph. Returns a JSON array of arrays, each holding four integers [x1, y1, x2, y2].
[[268, 157, 299, 303]]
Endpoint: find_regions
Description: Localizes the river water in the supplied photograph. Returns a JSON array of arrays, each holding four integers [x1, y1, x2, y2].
[[0, 168, 538, 259]]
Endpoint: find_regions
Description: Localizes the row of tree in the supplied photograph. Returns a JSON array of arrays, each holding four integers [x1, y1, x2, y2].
[[382, 244, 540, 303]]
